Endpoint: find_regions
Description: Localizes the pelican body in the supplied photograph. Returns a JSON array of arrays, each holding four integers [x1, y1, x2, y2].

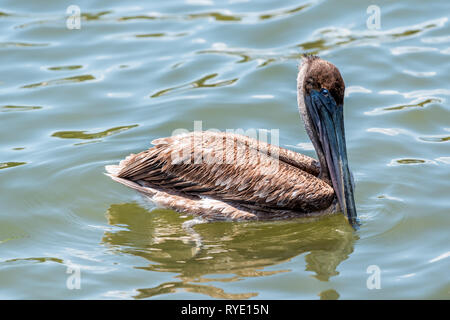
[[106, 55, 358, 227]]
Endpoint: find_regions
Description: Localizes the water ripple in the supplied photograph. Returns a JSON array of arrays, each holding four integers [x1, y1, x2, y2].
[[365, 98, 442, 115], [47, 65, 83, 71], [297, 17, 448, 54], [2, 257, 63, 265], [428, 251, 450, 263], [419, 135, 450, 143], [0, 41, 49, 48], [391, 46, 439, 55], [0, 162, 27, 170], [197, 45, 286, 67], [150, 73, 238, 98], [117, 3, 311, 23], [21, 75, 96, 89], [1, 105, 43, 112], [389, 158, 430, 166], [51, 125, 138, 140]]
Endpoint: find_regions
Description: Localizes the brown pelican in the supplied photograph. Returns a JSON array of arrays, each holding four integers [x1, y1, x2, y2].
[[106, 55, 358, 228]]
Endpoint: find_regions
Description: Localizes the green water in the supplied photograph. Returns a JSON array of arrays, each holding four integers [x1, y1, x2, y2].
[[0, 0, 449, 299]]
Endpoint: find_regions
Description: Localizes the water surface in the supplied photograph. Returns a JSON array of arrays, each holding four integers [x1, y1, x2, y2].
[[0, 0, 449, 299]]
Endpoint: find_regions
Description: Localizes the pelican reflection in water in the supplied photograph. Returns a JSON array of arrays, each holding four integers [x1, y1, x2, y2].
[[106, 55, 358, 228], [102, 202, 356, 299]]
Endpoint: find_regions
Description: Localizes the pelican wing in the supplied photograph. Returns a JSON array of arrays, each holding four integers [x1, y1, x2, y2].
[[115, 132, 334, 213]]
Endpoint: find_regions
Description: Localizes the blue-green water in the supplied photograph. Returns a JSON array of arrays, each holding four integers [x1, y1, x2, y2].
[[0, 0, 449, 299]]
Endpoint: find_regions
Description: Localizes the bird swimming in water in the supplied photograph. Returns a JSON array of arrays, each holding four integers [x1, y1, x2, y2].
[[105, 55, 358, 228]]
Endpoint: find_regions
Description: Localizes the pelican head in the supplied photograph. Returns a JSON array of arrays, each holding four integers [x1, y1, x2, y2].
[[297, 55, 358, 227]]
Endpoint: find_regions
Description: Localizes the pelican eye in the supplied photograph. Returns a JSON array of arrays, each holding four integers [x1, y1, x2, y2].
[[320, 88, 329, 96]]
